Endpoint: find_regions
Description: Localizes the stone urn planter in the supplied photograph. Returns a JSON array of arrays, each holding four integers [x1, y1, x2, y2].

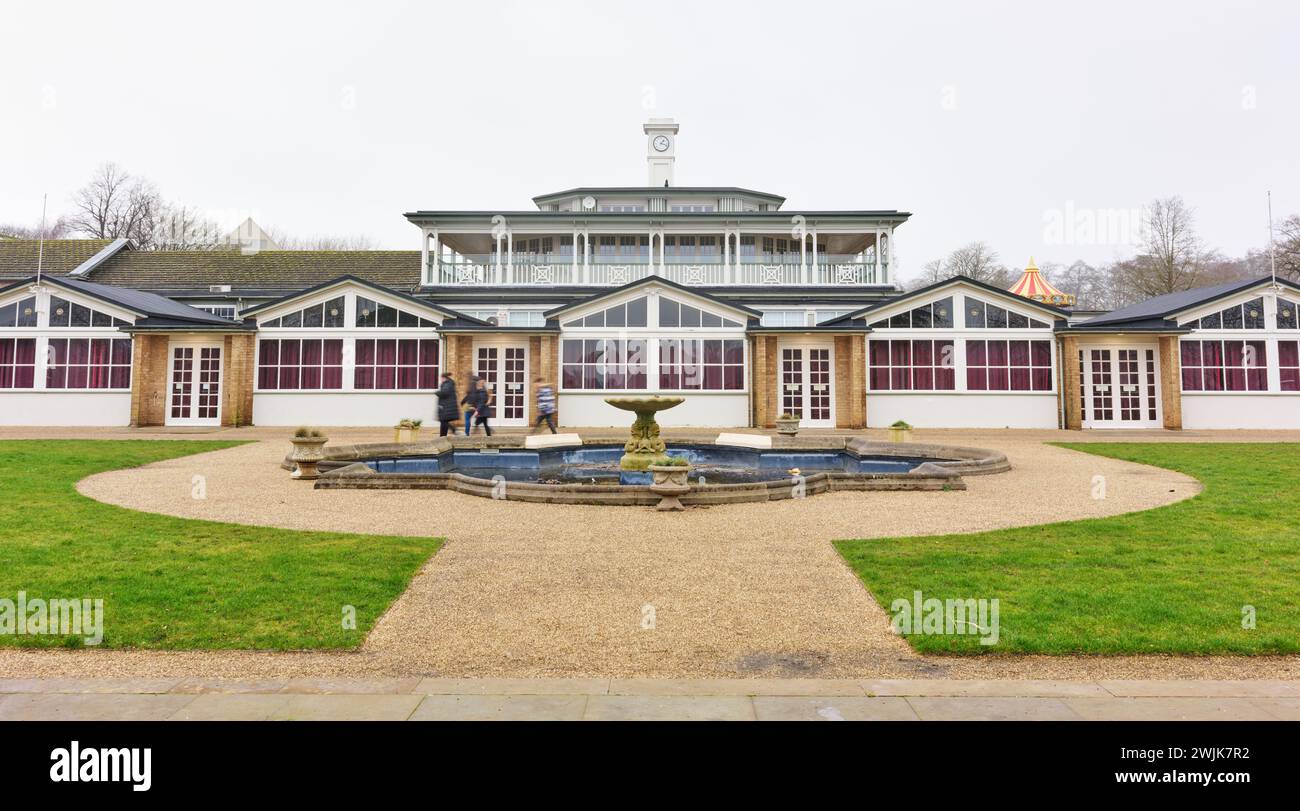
[[289, 430, 328, 480], [888, 420, 913, 443], [393, 419, 422, 443], [647, 462, 691, 511], [775, 413, 800, 436]]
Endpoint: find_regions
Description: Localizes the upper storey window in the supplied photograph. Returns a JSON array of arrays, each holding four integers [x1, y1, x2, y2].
[[354, 297, 437, 328], [47, 296, 129, 328], [1191, 297, 1266, 330], [260, 296, 346, 328], [670, 204, 714, 213], [658, 297, 741, 328], [963, 298, 1049, 329], [0, 296, 38, 328], [600, 205, 644, 212], [564, 297, 649, 328], [1278, 299, 1298, 330], [870, 297, 955, 329]]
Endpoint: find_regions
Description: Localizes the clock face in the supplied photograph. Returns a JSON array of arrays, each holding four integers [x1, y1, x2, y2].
[[652, 135, 670, 152]]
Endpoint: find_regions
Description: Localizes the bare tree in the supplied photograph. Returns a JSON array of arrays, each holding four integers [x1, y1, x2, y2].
[[1274, 214, 1300, 281], [66, 162, 167, 248], [155, 203, 224, 251], [907, 242, 1014, 290], [0, 217, 71, 239], [1123, 196, 1206, 297], [264, 226, 377, 251]]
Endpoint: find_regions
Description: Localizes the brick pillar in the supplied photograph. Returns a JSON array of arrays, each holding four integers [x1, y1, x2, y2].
[[1159, 335, 1182, 430], [527, 335, 542, 425], [1061, 336, 1082, 430], [535, 333, 558, 426], [129, 333, 169, 427], [455, 336, 474, 392], [752, 335, 777, 428], [834, 333, 866, 429], [222, 333, 255, 426]]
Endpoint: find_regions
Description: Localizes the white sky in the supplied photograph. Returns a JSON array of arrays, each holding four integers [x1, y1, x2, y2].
[[2, 0, 1297, 282]]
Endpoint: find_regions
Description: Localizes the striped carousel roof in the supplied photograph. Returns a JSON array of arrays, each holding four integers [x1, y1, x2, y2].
[[1009, 257, 1075, 306]]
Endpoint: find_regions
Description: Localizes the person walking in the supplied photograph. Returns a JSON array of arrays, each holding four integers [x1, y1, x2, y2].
[[463, 376, 494, 436], [435, 371, 459, 436], [532, 377, 557, 434], [461, 375, 478, 436]]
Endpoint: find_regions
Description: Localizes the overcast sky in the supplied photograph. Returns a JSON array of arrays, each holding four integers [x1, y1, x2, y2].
[[2, 0, 1296, 282]]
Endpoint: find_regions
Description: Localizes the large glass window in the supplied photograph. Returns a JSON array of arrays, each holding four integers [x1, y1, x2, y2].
[[0, 337, 37, 388], [659, 338, 744, 390], [966, 339, 1052, 391], [658, 298, 741, 328], [870, 297, 955, 329], [561, 339, 647, 390], [45, 337, 131, 389], [564, 297, 648, 328], [259, 296, 347, 328], [0, 297, 38, 328], [257, 339, 344, 390], [46, 296, 129, 328], [868, 339, 955, 391], [963, 298, 1049, 329], [353, 338, 438, 390], [352, 297, 436, 329], [1278, 300, 1298, 330], [1280, 341, 1299, 391], [1180, 339, 1267, 391], [1193, 297, 1265, 330]]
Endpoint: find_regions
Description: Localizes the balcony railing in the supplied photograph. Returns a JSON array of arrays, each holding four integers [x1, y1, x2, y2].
[[430, 254, 888, 287]]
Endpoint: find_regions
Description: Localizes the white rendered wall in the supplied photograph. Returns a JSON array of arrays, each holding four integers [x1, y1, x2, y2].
[[558, 393, 749, 427], [1182, 395, 1300, 430], [0, 392, 131, 426], [866, 393, 1058, 429], [253, 393, 437, 427]]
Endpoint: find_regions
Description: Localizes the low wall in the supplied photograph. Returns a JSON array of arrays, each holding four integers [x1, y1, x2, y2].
[[866, 393, 1058, 429], [1182, 394, 1300, 430], [0, 392, 131, 426]]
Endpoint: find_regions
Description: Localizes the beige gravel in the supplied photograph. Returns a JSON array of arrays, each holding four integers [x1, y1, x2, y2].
[[4, 425, 1300, 681]]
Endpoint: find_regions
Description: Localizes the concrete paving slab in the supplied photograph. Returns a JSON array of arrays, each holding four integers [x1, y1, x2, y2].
[[907, 697, 1083, 721], [410, 694, 588, 721], [279, 678, 420, 695], [268, 694, 424, 721], [583, 695, 756, 721], [753, 696, 919, 721], [1245, 698, 1300, 720], [416, 678, 610, 695], [1064, 697, 1280, 721], [168, 694, 293, 720], [863, 679, 1112, 697], [608, 678, 866, 696], [0, 693, 195, 721], [170, 679, 290, 694], [0, 678, 181, 694], [1100, 680, 1300, 698]]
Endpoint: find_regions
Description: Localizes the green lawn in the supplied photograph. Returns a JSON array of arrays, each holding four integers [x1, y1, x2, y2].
[[836, 443, 1300, 654], [0, 440, 442, 649]]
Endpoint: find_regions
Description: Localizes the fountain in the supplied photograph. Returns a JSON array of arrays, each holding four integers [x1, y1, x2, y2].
[[604, 395, 685, 470]]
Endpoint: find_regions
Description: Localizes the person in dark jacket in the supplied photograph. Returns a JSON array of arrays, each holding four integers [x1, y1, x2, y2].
[[435, 372, 459, 436], [461, 376, 494, 436]]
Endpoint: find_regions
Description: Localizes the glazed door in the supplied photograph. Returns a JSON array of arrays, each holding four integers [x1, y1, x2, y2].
[[475, 344, 527, 426], [167, 343, 222, 426], [779, 346, 834, 428], [1082, 347, 1160, 428]]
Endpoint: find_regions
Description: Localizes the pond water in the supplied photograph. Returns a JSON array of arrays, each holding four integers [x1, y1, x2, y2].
[[363, 444, 946, 485]]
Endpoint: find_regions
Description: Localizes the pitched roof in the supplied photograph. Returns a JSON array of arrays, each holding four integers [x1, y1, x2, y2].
[[1082, 276, 1300, 327], [830, 274, 1072, 324], [0, 239, 116, 280], [85, 249, 422, 293], [238, 275, 484, 322], [0, 276, 248, 330]]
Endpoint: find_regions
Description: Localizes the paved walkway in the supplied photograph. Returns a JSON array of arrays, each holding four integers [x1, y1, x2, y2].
[[2, 678, 1298, 720]]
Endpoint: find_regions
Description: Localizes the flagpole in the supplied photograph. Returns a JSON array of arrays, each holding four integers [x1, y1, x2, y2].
[[1268, 190, 1278, 288], [35, 193, 47, 287]]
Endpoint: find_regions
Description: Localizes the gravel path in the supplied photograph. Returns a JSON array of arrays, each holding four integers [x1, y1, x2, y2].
[[6, 426, 1298, 680]]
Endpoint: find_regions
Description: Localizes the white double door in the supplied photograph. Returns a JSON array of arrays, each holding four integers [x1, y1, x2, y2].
[[474, 344, 528, 426], [1081, 346, 1161, 428], [779, 344, 834, 427], [166, 341, 223, 426]]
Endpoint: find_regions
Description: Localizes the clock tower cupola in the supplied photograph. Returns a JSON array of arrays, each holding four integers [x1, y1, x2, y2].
[[643, 118, 679, 187]]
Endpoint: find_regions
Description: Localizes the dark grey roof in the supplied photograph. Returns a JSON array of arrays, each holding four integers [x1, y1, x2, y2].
[[1082, 276, 1298, 326], [238, 275, 485, 323], [0, 276, 245, 329], [530, 186, 787, 204]]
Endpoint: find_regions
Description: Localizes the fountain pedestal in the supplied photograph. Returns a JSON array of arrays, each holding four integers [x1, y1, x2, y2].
[[604, 396, 685, 470]]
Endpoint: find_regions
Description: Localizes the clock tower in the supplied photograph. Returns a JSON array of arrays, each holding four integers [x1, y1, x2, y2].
[[643, 118, 679, 187]]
